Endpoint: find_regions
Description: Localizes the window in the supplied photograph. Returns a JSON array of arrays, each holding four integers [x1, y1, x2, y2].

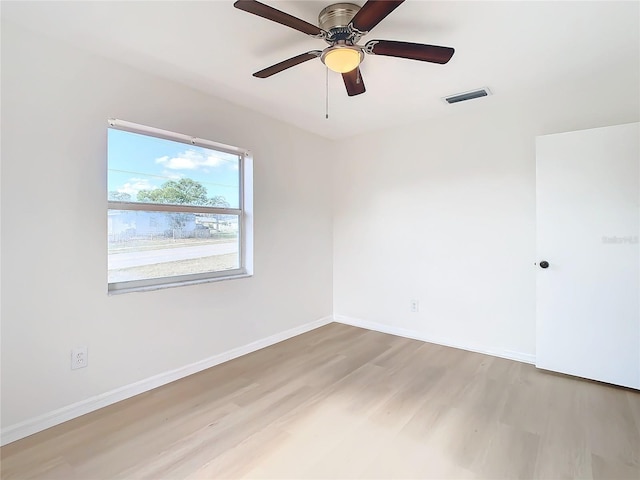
[[107, 119, 253, 293]]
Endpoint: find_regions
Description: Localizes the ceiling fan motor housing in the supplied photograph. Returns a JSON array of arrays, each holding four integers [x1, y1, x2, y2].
[[319, 3, 361, 42]]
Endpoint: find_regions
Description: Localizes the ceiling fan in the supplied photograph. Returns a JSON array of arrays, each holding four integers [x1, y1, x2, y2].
[[233, 0, 455, 97]]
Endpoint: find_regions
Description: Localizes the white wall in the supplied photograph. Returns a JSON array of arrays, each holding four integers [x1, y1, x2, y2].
[[333, 70, 640, 361], [0, 22, 333, 433]]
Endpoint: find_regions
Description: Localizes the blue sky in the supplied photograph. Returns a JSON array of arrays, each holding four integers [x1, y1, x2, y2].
[[108, 129, 240, 208]]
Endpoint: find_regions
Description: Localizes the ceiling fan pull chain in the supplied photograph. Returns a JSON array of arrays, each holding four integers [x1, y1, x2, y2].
[[325, 66, 329, 120]]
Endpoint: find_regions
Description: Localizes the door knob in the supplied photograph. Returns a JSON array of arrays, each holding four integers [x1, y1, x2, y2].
[[539, 261, 549, 269]]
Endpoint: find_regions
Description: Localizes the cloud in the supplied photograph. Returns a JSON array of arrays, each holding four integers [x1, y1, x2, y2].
[[162, 170, 185, 180], [155, 149, 227, 170], [118, 178, 157, 196]]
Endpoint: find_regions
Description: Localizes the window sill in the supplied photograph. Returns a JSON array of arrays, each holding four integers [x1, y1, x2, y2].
[[108, 272, 253, 295]]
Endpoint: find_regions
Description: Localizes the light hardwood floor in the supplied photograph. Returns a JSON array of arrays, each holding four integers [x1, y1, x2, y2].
[[2, 323, 639, 479]]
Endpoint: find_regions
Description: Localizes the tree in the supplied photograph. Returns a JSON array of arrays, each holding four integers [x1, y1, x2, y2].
[[208, 195, 231, 232], [136, 178, 229, 233], [209, 195, 230, 208], [108, 191, 132, 201], [137, 178, 209, 205]]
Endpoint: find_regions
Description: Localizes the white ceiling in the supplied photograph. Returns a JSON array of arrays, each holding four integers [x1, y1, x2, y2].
[[2, 1, 638, 139]]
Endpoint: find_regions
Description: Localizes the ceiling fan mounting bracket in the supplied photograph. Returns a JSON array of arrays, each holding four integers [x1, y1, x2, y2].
[[319, 3, 363, 44], [363, 40, 378, 54], [318, 3, 360, 30]]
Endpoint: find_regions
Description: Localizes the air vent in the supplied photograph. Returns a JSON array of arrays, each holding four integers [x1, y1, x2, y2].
[[443, 88, 491, 104]]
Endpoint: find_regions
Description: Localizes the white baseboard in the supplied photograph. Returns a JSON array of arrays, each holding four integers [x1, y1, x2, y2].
[[1, 315, 333, 447], [334, 314, 536, 365]]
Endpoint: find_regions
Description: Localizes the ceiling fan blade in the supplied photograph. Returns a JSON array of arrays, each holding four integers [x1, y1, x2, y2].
[[342, 68, 366, 96], [253, 51, 322, 78], [365, 40, 454, 64], [234, 0, 325, 37], [350, 0, 405, 33]]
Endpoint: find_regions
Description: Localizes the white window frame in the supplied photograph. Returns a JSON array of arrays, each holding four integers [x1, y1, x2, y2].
[[107, 119, 253, 294]]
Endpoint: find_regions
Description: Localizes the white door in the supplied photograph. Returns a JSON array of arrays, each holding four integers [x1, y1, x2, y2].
[[536, 123, 640, 389]]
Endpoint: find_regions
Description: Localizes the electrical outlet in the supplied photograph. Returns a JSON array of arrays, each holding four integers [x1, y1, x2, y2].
[[71, 347, 88, 370], [410, 299, 419, 313]]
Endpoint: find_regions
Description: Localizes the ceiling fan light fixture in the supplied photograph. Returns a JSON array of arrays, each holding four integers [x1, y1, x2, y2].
[[321, 45, 363, 73]]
